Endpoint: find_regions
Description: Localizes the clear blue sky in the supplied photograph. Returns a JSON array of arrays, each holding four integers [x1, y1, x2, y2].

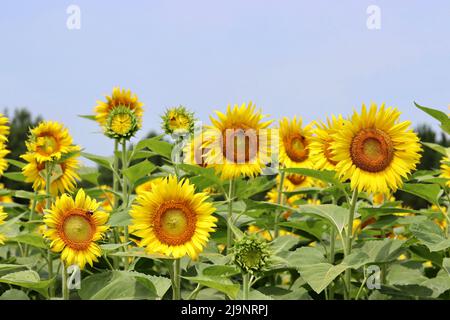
[[1, 0, 449, 156]]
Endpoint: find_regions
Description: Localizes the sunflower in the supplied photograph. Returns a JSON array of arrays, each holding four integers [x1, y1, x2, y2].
[[0, 206, 7, 245], [0, 184, 13, 204], [310, 115, 345, 171], [22, 152, 80, 196], [26, 121, 79, 163], [279, 116, 314, 169], [183, 130, 209, 167], [0, 143, 10, 176], [332, 103, 422, 194], [94, 87, 144, 139], [130, 176, 217, 259], [440, 157, 450, 187], [204, 102, 272, 180], [43, 189, 109, 269], [0, 114, 9, 144], [162, 106, 195, 136]]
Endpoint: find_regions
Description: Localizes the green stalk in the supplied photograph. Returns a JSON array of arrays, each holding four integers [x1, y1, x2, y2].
[[274, 170, 286, 239], [344, 188, 358, 299], [172, 258, 181, 300], [25, 191, 38, 256], [45, 162, 55, 299], [121, 140, 129, 270], [62, 264, 69, 300], [112, 140, 120, 269], [242, 273, 250, 300], [226, 179, 235, 254], [328, 196, 337, 299]]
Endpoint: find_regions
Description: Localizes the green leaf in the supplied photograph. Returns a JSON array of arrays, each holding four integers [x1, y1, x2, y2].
[[400, 183, 442, 206], [422, 142, 449, 157], [123, 160, 156, 185], [81, 152, 114, 170], [282, 167, 343, 188], [3, 172, 26, 182], [0, 289, 29, 300], [183, 275, 240, 299], [415, 102, 450, 134], [0, 270, 54, 298], [78, 166, 100, 185], [271, 235, 299, 254], [108, 210, 131, 227], [13, 190, 47, 201], [353, 239, 404, 263], [288, 247, 368, 294], [79, 271, 159, 300], [78, 114, 97, 121], [0, 264, 28, 273], [410, 220, 450, 252], [7, 233, 47, 249], [135, 136, 173, 159], [278, 220, 325, 241], [178, 164, 223, 188], [202, 265, 241, 277], [6, 159, 26, 169]]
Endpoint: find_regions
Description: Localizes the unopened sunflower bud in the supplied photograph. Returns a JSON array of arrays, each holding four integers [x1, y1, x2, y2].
[[105, 106, 139, 140], [232, 234, 270, 274], [161, 106, 195, 136]]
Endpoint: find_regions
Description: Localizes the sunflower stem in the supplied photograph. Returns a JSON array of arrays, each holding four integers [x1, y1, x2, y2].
[[25, 191, 38, 256], [344, 188, 358, 299], [121, 140, 129, 270], [328, 196, 337, 300], [172, 258, 181, 300], [62, 264, 69, 300], [112, 139, 120, 269], [226, 179, 235, 254], [45, 161, 55, 299], [242, 273, 250, 300], [274, 170, 286, 239]]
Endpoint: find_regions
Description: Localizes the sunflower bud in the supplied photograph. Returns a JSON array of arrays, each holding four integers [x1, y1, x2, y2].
[[232, 234, 271, 274], [105, 106, 139, 140], [161, 106, 195, 136]]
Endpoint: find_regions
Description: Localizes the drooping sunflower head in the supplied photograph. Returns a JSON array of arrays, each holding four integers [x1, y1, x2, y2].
[[94, 87, 144, 139], [43, 189, 109, 269], [232, 234, 271, 274], [204, 102, 272, 180], [0, 206, 7, 245], [130, 176, 217, 259], [21, 152, 80, 196], [332, 103, 422, 194], [0, 114, 10, 144], [25, 121, 79, 163], [440, 156, 450, 187], [310, 114, 346, 170], [279, 116, 314, 169], [162, 106, 195, 136], [105, 106, 139, 140]]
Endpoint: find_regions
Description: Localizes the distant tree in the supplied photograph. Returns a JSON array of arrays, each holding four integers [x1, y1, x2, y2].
[[1, 108, 43, 191]]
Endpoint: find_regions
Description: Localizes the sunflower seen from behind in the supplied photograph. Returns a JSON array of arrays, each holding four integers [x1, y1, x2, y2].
[[130, 176, 217, 259], [43, 189, 109, 269], [310, 114, 345, 171], [94, 87, 144, 140], [22, 152, 80, 196], [332, 103, 422, 194], [204, 102, 272, 180]]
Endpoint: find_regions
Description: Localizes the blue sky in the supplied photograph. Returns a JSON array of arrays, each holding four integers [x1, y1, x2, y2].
[[0, 0, 449, 156]]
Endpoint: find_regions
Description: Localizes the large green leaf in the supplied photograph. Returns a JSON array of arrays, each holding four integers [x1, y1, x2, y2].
[[183, 275, 240, 299], [400, 183, 442, 206], [0, 289, 29, 300], [108, 210, 131, 227], [78, 166, 100, 185], [202, 265, 241, 277], [81, 152, 114, 170], [79, 271, 160, 300], [7, 233, 47, 249], [3, 172, 26, 182], [123, 160, 156, 185], [422, 142, 449, 157], [410, 220, 450, 252], [0, 270, 54, 298], [415, 102, 450, 134], [134, 136, 173, 159], [352, 239, 404, 263]]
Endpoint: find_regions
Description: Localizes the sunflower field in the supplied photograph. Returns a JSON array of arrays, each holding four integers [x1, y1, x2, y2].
[[0, 88, 449, 301]]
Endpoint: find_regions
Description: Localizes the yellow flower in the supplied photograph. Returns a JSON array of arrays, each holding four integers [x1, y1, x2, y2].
[[183, 130, 210, 168], [203, 102, 272, 180], [135, 178, 164, 196], [25, 121, 79, 163], [440, 156, 450, 187], [0, 143, 10, 176], [282, 173, 312, 192], [130, 176, 217, 259], [94, 87, 144, 138], [310, 115, 345, 170], [332, 103, 422, 194], [43, 189, 109, 269], [98, 185, 115, 212], [162, 106, 195, 136], [0, 113, 9, 144], [279, 116, 313, 169], [0, 184, 12, 203], [0, 206, 7, 245], [22, 152, 80, 196], [372, 192, 395, 205]]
